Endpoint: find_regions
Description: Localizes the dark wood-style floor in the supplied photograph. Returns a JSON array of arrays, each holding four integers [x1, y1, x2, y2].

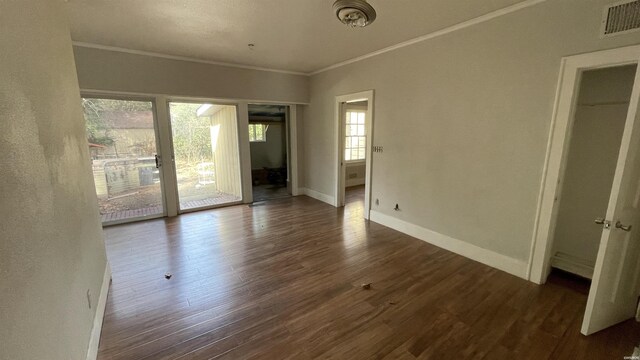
[[98, 186, 640, 359]]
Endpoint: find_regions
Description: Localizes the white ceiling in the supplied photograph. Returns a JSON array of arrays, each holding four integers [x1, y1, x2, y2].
[[66, 0, 528, 74]]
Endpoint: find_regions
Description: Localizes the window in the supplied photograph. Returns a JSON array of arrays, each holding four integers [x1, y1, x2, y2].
[[249, 123, 268, 142], [345, 110, 366, 161]]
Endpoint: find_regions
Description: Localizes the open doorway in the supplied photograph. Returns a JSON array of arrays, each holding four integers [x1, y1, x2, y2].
[[549, 65, 636, 280], [168, 101, 243, 212], [530, 45, 640, 336], [343, 101, 368, 210], [335, 90, 374, 219], [248, 104, 291, 202]]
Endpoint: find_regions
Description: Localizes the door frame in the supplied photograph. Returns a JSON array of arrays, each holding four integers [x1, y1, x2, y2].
[[166, 98, 246, 214], [246, 104, 300, 198], [528, 45, 640, 284], [334, 90, 374, 219], [80, 92, 169, 226]]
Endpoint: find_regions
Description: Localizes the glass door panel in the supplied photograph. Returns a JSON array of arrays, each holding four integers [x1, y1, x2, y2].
[[168, 102, 243, 211], [82, 97, 165, 224]]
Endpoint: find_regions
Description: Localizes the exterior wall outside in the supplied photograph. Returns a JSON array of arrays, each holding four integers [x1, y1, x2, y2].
[[211, 107, 243, 197]]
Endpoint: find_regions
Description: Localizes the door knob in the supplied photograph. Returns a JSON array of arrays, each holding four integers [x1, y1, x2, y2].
[[595, 218, 612, 229], [615, 221, 632, 232]]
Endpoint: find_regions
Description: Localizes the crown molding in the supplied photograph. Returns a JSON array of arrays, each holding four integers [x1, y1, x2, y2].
[[73, 0, 546, 77], [309, 0, 547, 75], [71, 41, 309, 76]]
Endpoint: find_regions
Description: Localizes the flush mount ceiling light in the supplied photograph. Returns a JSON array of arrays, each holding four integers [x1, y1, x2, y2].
[[333, 0, 376, 28]]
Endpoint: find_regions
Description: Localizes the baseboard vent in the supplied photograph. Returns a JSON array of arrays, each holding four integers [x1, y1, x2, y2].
[[601, 0, 640, 37], [550, 251, 595, 279]]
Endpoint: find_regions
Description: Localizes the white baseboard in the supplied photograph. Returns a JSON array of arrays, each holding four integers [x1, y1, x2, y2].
[[300, 187, 336, 206], [550, 251, 594, 279], [87, 263, 111, 360], [369, 210, 528, 279]]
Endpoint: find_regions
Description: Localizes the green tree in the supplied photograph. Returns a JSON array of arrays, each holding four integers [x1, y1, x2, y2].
[[169, 103, 213, 166]]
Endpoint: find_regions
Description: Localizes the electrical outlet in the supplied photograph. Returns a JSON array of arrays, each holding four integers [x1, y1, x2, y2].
[[86, 289, 92, 309]]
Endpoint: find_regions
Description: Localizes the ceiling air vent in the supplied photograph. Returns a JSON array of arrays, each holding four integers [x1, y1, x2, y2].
[[601, 0, 640, 37]]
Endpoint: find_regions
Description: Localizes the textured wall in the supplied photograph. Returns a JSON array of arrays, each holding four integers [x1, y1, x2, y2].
[[304, 0, 640, 262], [0, 1, 108, 359]]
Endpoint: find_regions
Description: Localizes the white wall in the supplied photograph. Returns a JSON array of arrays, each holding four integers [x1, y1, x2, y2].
[[552, 65, 636, 265], [303, 0, 640, 266], [73, 46, 309, 104], [249, 121, 286, 169], [0, 2, 108, 359], [296, 105, 306, 190], [346, 163, 366, 187]]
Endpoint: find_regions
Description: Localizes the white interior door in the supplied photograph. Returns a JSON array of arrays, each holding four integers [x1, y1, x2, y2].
[[582, 63, 640, 335]]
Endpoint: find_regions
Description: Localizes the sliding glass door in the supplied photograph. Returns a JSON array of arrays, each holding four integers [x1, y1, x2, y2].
[[81, 97, 244, 224], [82, 97, 165, 224], [168, 102, 243, 211]]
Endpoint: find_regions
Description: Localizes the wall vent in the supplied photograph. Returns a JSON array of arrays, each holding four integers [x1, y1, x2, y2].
[[601, 0, 640, 37]]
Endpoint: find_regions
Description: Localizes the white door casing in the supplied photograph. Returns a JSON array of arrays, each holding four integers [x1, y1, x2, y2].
[[334, 90, 374, 219]]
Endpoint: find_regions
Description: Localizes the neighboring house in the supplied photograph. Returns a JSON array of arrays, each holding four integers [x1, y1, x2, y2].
[[89, 110, 156, 159]]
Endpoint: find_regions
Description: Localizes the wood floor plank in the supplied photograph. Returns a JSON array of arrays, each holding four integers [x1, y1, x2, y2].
[[97, 186, 640, 359]]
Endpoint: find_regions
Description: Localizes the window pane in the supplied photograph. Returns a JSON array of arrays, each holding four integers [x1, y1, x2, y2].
[[345, 150, 351, 161], [82, 98, 163, 223], [358, 148, 366, 160], [358, 112, 365, 124], [353, 137, 359, 149], [351, 149, 358, 160], [358, 125, 365, 136], [346, 112, 352, 124], [359, 136, 366, 147], [255, 125, 262, 140], [249, 124, 255, 141], [351, 112, 358, 124]]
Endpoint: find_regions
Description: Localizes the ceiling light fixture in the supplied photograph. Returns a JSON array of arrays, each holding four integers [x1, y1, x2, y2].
[[333, 0, 376, 28]]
